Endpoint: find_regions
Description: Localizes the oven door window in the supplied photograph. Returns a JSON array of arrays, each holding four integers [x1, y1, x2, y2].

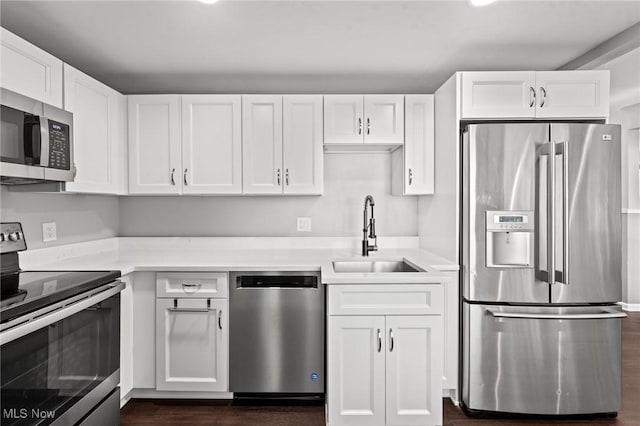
[[1, 294, 120, 425], [0, 105, 41, 166]]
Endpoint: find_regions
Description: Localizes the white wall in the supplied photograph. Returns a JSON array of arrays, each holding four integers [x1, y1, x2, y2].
[[595, 48, 640, 306], [0, 187, 119, 249], [120, 153, 417, 238]]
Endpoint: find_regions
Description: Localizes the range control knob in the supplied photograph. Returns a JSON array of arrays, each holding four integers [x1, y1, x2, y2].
[[8, 232, 21, 242]]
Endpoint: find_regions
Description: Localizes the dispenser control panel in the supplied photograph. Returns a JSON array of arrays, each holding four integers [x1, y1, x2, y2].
[[485, 211, 534, 268]]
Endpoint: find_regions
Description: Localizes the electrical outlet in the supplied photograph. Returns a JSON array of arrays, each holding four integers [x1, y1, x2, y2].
[[42, 222, 57, 242], [297, 217, 312, 232]]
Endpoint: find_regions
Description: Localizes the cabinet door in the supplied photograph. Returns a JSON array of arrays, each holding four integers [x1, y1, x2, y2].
[[63, 64, 127, 194], [461, 71, 536, 119], [535, 70, 610, 118], [182, 95, 242, 194], [386, 316, 443, 426], [0, 28, 63, 107], [242, 96, 283, 194], [283, 95, 323, 195], [364, 95, 404, 144], [128, 95, 181, 194], [323, 95, 364, 144], [156, 298, 228, 392], [403, 95, 434, 195], [328, 316, 386, 426]]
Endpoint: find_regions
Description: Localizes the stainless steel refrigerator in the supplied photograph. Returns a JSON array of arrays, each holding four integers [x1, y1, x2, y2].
[[461, 122, 626, 416]]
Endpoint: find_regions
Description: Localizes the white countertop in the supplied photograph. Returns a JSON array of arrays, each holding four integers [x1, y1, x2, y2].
[[19, 237, 458, 285]]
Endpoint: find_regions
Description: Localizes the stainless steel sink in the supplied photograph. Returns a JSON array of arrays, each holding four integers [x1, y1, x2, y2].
[[332, 260, 422, 273]]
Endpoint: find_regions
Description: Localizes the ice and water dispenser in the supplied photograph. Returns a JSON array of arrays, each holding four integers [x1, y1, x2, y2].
[[485, 211, 534, 268]]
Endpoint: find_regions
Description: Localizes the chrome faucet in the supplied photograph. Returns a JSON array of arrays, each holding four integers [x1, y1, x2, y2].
[[362, 195, 378, 256]]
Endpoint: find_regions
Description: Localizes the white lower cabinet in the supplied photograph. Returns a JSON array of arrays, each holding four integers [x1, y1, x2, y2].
[[155, 273, 229, 392], [327, 285, 443, 426]]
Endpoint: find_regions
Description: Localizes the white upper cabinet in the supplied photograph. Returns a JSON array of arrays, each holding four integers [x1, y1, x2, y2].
[[534, 71, 610, 118], [461, 71, 536, 119], [0, 28, 63, 107], [461, 71, 610, 119], [128, 95, 182, 194], [63, 64, 127, 194], [392, 95, 434, 196], [324, 95, 404, 145], [324, 95, 364, 144], [243, 95, 323, 195], [182, 95, 242, 194], [283, 95, 323, 195], [242, 96, 284, 194], [364, 95, 404, 144]]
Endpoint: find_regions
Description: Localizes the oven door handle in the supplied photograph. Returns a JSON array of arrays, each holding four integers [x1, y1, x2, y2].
[[486, 308, 627, 320], [0, 282, 124, 345]]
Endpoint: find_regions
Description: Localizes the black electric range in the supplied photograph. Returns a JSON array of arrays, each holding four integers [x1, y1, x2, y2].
[[0, 222, 121, 324], [0, 269, 121, 324]]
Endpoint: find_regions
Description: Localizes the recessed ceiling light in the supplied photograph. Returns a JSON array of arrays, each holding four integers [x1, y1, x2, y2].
[[470, 0, 498, 6], [199, 0, 220, 4]]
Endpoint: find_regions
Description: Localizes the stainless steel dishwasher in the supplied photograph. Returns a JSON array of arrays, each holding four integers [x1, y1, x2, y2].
[[229, 271, 324, 399]]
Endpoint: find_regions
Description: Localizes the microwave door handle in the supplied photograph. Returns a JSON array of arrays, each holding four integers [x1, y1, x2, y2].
[[39, 117, 50, 167]]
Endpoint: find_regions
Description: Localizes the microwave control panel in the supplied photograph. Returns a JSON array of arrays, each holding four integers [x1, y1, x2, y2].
[[47, 120, 71, 170]]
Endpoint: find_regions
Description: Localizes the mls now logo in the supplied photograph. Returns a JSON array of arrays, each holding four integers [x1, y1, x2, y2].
[[3, 408, 56, 420]]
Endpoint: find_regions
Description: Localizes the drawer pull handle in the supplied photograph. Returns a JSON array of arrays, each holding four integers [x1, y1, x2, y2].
[[182, 283, 201, 294], [377, 329, 382, 352], [389, 328, 394, 352]]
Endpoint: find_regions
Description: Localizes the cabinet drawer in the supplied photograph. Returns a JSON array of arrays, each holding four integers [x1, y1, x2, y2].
[[156, 272, 228, 298], [327, 284, 443, 316]]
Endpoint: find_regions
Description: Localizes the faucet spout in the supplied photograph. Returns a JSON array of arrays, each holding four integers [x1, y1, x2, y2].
[[362, 195, 378, 256]]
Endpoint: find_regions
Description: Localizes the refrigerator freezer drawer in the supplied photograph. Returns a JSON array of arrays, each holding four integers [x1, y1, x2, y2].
[[462, 302, 622, 415]]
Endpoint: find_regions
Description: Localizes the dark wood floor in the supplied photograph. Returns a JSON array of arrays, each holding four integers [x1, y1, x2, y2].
[[121, 312, 640, 426]]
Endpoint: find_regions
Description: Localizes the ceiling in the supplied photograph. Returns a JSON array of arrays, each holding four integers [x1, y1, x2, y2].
[[1, 0, 639, 94]]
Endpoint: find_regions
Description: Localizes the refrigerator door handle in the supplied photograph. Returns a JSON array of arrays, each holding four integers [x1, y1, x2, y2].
[[536, 142, 555, 285], [486, 308, 627, 320], [556, 141, 569, 285], [548, 141, 556, 285]]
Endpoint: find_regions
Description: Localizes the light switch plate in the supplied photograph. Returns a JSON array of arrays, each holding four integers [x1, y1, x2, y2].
[[297, 217, 312, 232], [42, 222, 57, 242]]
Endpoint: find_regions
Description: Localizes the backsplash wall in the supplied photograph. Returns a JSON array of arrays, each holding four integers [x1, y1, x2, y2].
[[119, 153, 418, 237], [0, 187, 119, 249]]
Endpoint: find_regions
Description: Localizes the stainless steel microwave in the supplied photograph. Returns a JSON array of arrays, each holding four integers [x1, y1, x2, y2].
[[0, 88, 74, 185]]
